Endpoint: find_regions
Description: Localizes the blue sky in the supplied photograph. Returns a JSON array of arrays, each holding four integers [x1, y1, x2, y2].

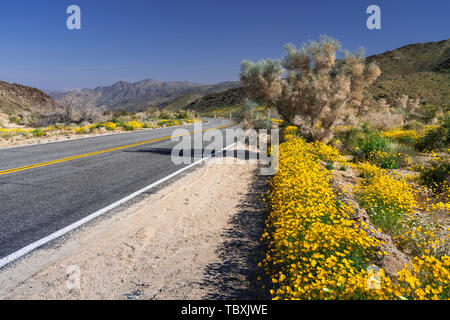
[[0, 0, 448, 91]]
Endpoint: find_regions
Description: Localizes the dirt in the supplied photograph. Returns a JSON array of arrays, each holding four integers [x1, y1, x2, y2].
[[0, 148, 269, 300]]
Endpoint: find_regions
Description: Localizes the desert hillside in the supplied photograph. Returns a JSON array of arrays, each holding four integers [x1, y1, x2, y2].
[[183, 87, 246, 114], [367, 39, 449, 106], [0, 81, 58, 116]]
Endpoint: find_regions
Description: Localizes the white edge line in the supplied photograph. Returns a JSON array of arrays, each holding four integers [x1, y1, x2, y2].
[[0, 142, 237, 270]]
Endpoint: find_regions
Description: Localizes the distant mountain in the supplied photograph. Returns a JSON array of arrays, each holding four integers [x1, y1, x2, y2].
[[51, 79, 241, 112], [0, 80, 59, 116], [367, 39, 449, 105]]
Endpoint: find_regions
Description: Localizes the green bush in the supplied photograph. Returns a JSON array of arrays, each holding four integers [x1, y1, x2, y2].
[[31, 129, 46, 137], [415, 114, 449, 151], [176, 110, 193, 120], [419, 160, 449, 193], [333, 127, 362, 153], [357, 132, 390, 159]]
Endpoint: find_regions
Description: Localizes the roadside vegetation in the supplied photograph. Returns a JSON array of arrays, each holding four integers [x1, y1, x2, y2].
[[0, 108, 201, 144], [239, 36, 449, 300], [260, 128, 448, 300]]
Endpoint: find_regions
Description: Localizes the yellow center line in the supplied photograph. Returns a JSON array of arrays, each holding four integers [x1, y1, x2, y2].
[[0, 124, 234, 176]]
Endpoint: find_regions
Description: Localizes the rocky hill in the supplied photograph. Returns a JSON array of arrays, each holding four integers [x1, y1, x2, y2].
[[51, 80, 241, 112], [0, 81, 59, 117]]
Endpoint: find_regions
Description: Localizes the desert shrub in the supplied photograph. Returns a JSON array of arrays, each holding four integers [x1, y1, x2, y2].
[[325, 161, 334, 170], [34, 99, 103, 127], [8, 115, 27, 126], [31, 128, 47, 137], [396, 95, 419, 122], [357, 131, 390, 159], [123, 121, 143, 131], [233, 99, 261, 128], [403, 120, 424, 132], [361, 110, 405, 131], [419, 160, 450, 193], [240, 36, 380, 143], [334, 126, 362, 153], [176, 110, 194, 120], [415, 115, 449, 151], [159, 111, 176, 120]]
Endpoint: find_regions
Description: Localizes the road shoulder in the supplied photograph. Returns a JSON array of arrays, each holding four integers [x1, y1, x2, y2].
[[0, 148, 268, 300]]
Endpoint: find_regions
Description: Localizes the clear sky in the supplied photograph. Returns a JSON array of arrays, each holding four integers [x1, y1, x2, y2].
[[0, 0, 448, 91]]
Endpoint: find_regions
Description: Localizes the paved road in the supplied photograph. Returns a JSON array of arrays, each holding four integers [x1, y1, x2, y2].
[[0, 118, 235, 261]]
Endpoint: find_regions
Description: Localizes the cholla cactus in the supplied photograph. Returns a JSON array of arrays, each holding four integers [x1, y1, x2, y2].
[[240, 36, 381, 143]]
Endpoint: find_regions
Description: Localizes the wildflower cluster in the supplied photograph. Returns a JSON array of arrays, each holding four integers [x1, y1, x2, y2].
[[367, 150, 409, 169], [383, 129, 421, 144], [356, 161, 448, 257], [262, 137, 393, 300], [123, 120, 143, 131], [396, 255, 449, 299], [157, 119, 181, 127], [101, 122, 117, 131], [1, 117, 194, 140], [0, 128, 33, 135], [262, 136, 449, 300], [284, 126, 299, 135]]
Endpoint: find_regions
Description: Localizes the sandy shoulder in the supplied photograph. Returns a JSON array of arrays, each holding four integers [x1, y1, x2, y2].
[[0, 152, 264, 300]]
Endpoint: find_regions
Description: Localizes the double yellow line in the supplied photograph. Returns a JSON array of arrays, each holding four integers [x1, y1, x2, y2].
[[0, 124, 234, 176]]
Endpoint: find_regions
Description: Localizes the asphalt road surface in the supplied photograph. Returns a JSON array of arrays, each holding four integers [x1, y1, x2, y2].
[[0, 118, 235, 263]]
